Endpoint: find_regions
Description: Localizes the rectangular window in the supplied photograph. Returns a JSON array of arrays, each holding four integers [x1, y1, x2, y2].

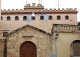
[[1, 16, 3, 21], [3, 32, 8, 37], [49, 16, 52, 20], [32, 16, 35, 20]]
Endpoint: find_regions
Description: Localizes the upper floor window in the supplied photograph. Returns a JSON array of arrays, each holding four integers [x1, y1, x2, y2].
[[15, 16, 19, 20], [23, 16, 27, 21], [65, 15, 69, 20], [7, 16, 11, 21], [40, 16, 44, 20], [78, 28, 80, 31], [49, 16, 52, 20], [3, 32, 8, 37], [1, 16, 3, 21], [31, 16, 35, 20], [57, 15, 61, 20]]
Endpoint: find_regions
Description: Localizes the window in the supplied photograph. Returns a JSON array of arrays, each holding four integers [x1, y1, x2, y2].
[[71, 40, 80, 56], [31, 16, 35, 20], [3, 32, 8, 37], [23, 16, 27, 21], [15, 16, 19, 20], [40, 16, 44, 20], [65, 15, 69, 20], [49, 16, 52, 20], [1, 16, 3, 21], [7, 16, 11, 21], [78, 28, 80, 30], [57, 15, 61, 20]]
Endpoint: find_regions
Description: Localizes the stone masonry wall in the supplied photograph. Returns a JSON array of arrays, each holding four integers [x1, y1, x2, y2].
[[6, 27, 52, 57]]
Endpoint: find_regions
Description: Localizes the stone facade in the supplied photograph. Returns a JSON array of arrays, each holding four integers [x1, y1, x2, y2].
[[0, 24, 80, 57], [6, 25, 52, 57], [0, 3, 80, 57], [1, 3, 78, 33], [0, 40, 4, 57], [52, 24, 80, 57]]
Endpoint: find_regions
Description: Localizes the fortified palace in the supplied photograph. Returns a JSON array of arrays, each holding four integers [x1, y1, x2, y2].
[[0, 3, 80, 57]]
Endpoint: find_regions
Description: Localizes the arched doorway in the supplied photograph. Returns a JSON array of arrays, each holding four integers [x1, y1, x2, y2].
[[71, 40, 80, 56], [20, 41, 37, 57]]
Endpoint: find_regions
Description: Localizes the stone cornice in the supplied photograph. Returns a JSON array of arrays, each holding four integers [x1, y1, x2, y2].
[[6, 25, 51, 37], [52, 24, 80, 33]]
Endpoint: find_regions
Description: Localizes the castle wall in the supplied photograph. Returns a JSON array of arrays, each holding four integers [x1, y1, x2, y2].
[[53, 33, 80, 57], [0, 3, 78, 36], [0, 40, 4, 57], [52, 24, 80, 57], [0, 13, 77, 33]]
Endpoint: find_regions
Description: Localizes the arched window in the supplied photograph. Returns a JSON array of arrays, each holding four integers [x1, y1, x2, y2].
[[65, 15, 69, 20], [57, 15, 61, 20], [1, 16, 3, 21], [23, 16, 27, 21], [15, 16, 19, 20], [31, 16, 35, 20], [49, 16, 52, 20], [71, 40, 80, 56], [78, 28, 80, 31], [7, 16, 11, 21], [40, 16, 44, 20]]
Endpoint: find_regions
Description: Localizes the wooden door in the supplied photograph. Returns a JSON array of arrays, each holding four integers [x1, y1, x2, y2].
[[73, 40, 80, 56], [20, 41, 37, 57]]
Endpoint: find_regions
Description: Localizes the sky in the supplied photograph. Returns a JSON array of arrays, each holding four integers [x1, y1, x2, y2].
[[1, 0, 80, 22]]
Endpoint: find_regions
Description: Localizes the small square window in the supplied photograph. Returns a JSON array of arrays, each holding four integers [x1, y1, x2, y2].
[[1, 16, 3, 21], [32, 16, 35, 20], [3, 32, 8, 37], [57, 15, 61, 20], [49, 16, 52, 20]]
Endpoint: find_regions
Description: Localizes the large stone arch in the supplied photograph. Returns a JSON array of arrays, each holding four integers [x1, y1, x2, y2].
[[15, 38, 38, 57], [6, 25, 51, 57]]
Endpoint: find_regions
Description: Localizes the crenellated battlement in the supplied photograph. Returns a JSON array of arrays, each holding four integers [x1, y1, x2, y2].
[[1, 8, 77, 13], [1, 3, 78, 13]]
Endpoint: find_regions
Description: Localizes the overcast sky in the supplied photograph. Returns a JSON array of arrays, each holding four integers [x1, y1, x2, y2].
[[1, 0, 80, 22]]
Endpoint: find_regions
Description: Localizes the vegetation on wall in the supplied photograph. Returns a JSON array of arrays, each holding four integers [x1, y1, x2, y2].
[[78, 22, 80, 25]]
